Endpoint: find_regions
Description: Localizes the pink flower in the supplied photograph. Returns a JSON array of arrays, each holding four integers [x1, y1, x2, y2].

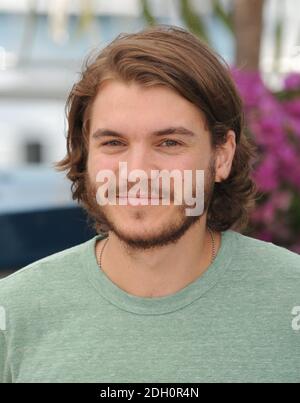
[[255, 229, 273, 242], [286, 118, 300, 139], [251, 200, 275, 224], [284, 98, 300, 118], [272, 190, 292, 210], [252, 154, 278, 192], [284, 73, 300, 91], [231, 69, 266, 109], [232, 68, 300, 249]]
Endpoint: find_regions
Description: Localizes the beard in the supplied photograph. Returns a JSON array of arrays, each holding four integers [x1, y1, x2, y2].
[[81, 158, 216, 251]]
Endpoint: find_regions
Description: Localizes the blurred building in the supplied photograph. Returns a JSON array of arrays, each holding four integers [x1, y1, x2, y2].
[[0, 0, 148, 169]]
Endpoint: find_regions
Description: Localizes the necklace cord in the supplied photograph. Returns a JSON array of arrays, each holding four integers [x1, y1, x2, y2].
[[98, 227, 216, 269]]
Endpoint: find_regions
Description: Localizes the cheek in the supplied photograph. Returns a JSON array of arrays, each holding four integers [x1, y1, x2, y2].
[[188, 149, 211, 170], [86, 152, 97, 181], [87, 151, 120, 182], [169, 154, 202, 172]]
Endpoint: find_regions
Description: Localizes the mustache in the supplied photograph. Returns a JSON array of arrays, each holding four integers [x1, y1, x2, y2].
[[108, 182, 173, 199]]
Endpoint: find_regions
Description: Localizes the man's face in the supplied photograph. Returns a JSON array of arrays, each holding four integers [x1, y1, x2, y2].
[[85, 80, 216, 249]]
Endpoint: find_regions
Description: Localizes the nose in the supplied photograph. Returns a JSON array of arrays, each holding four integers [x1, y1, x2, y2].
[[121, 144, 155, 177], [118, 144, 160, 196]]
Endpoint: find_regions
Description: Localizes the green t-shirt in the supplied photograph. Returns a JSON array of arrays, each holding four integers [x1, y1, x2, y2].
[[1, 229, 300, 383]]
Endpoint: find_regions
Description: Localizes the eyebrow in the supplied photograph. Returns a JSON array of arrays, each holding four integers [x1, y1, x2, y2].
[[91, 126, 197, 140]]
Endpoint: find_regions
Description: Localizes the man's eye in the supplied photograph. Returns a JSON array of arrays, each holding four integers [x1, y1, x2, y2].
[[160, 139, 181, 147], [102, 140, 124, 146], [100, 140, 181, 147]]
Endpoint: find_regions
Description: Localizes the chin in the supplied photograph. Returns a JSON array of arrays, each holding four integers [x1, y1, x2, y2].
[[110, 214, 169, 234], [110, 204, 175, 218], [116, 220, 161, 234], [102, 204, 184, 232], [110, 228, 159, 245]]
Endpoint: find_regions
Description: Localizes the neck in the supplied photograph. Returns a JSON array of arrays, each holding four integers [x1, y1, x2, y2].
[[95, 222, 221, 298]]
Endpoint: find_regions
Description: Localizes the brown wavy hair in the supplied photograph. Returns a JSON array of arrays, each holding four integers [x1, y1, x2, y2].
[[55, 24, 258, 233]]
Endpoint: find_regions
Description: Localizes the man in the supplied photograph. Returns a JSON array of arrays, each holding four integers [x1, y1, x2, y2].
[[1, 25, 300, 383]]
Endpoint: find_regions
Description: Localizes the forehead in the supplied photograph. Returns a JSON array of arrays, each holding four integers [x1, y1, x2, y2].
[[89, 80, 207, 136]]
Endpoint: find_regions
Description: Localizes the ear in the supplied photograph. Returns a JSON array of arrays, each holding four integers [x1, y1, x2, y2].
[[214, 130, 236, 183]]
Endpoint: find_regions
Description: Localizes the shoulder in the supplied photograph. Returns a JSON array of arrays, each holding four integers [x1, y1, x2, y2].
[[227, 229, 300, 278], [0, 236, 97, 305]]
